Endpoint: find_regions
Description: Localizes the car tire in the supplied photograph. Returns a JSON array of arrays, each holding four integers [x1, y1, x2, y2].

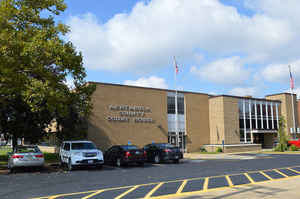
[[173, 159, 180, 164], [154, 155, 160, 164], [138, 162, 144, 166], [68, 158, 73, 171], [96, 165, 103, 169], [116, 158, 122, 167]]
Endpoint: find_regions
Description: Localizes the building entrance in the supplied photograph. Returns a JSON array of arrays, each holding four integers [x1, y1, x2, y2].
[[168, 132, 186, 151]]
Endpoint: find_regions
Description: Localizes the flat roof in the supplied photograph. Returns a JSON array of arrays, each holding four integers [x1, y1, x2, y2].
[[89, 81, 282, 103], [209, 94, 281, 103], [88, 81, 210, 96], [265, 92, 296, 97]]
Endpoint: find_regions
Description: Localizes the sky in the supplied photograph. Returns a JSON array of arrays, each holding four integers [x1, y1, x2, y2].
[[58, 0, 300, 98]]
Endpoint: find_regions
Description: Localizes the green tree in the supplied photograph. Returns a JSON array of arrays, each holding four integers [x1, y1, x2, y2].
[[0, 0, 95, 150], [276, 116, 289, 152]]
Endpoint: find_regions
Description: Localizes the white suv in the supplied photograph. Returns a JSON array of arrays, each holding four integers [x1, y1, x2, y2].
[[59, 141, 104, 171]]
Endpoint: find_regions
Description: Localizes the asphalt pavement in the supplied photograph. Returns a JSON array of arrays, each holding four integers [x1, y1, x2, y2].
[[1, 153, 300, 199]]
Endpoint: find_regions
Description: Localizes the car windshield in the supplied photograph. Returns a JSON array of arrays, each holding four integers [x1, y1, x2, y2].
[[15, 146, 40, 153], [157, 144, 174, 149], [121, 145, 138, 150], [71, 142, 96, 150]]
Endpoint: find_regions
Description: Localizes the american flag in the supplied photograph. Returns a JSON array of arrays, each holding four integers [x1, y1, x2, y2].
[[289, 65, 295, 90], [174, 56, 179, 74]]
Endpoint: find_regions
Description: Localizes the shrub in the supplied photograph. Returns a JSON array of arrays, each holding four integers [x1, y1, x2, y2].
[[216, 147, 223, 153], [289, 145, 299, 151], [200, 147, 207, 152]]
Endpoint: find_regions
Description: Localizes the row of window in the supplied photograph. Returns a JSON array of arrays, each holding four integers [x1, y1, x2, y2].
[[240, 119, 278, 130], [238, 100, 279, 119]]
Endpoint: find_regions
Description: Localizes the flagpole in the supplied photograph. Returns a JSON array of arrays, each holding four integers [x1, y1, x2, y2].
[[289, 65, 296, 139], [174, 56, 179, 147]]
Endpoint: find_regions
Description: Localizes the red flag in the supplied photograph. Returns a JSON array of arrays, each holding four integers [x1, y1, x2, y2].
[[289, 65, 295, 90]]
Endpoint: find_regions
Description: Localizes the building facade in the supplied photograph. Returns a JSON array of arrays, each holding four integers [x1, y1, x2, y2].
[[88, 82, 299, 153]]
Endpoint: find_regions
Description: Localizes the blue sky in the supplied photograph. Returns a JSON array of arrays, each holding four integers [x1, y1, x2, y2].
[[58, 0, 300, 98]]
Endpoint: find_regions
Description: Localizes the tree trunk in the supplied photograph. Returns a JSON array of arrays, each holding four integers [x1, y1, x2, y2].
[[12, 135, 18, 152]]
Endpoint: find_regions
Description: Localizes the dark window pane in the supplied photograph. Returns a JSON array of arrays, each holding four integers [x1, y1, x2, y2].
[[240, 119, 244, 129]]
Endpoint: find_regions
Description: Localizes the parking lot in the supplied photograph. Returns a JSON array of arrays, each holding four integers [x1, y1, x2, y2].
[[1, 153, 300, 199]]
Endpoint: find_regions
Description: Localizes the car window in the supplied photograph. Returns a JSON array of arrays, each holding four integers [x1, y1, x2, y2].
[[71, 142, 96, 150], [144, 145, 150, 150], [64, 143, 70, 151], [157, 143, 174, 149], [120, 145, 138, 150], [16, 146, 40, 153]]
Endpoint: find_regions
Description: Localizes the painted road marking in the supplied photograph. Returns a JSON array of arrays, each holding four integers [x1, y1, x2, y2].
[[244, 173, 255, 183], [259, 171, 273, 180], [274, 169, 289, 177], [144, 182, 164, 198], [225, 175, 233, 187], [288, 168, 300, 174], [176, 180, 187, 194], [203, 177, 209, 191], [32, 165, 300, 199], [114, 185, 139, 199]]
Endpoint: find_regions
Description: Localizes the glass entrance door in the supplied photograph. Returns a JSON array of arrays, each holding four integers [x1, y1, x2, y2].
[[168, 132, 186, 151]]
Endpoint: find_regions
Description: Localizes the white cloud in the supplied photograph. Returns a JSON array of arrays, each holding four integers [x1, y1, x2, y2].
[[228, 87, 257, 97], [261, 60, 300, 84], [67, 0, 298, 72], [124, 76, 168, 89], [190, 56, 249, 85]]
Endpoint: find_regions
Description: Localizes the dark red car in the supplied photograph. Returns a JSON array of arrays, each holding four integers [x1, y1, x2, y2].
[[288, 138, 300, 148]]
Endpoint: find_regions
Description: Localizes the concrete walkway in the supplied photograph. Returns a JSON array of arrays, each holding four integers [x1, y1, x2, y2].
[[174, 175, 300, 199], [184, 152, 260, 160]]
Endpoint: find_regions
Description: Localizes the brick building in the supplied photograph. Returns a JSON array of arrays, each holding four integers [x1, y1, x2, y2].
[[87, 82, 299, 153]]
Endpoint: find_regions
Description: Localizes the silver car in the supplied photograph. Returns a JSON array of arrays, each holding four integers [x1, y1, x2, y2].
[[8, 145, 45, 172]]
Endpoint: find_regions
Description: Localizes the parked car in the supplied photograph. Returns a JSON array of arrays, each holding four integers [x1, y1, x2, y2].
[[7, 145, 45, 173], [104, 145, 146, 167], [288, 138, 300, 148], [143, 143, 183, 163], [59, 141, 104, 171]]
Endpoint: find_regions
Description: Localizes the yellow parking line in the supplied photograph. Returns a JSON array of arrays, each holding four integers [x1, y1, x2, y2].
[[244, 173, 255, 183], [144, 182, 164, 198], [274, 169, 289, 178], [225, 175, 233, 187], [288, 168, 300, 174], [176, 180, 187, 194], [203, 177, 209, 191], [114, 185, 139, 199], [259, 171, 273, 180], [81, 189, 105, 199], [40, 190, 97, 199]]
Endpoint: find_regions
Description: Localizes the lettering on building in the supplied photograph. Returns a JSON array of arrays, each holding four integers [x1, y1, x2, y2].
[[107, 105, 154, 123]]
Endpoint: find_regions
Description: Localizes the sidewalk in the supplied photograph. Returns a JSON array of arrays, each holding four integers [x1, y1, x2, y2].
[[174, 175, 300, 199], [184, 151, 260, 160]]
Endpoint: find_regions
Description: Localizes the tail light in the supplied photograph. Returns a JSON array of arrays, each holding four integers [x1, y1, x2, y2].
[[35, 154, 44, 158], [143, 151, 147, 157], [12, 155, 24, 159], [125, 151, 131, 158], [164, 149, 171, 153]]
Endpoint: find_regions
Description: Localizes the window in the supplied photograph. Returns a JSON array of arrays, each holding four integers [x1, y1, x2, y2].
[[121, 145, 138, 150], [64, 143, 70, 151], [71, 142, 96, 150], [167, 96, 184, 114]]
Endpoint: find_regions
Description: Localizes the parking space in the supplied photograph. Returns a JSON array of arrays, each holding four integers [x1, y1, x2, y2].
[[32, 165, 300, 199]]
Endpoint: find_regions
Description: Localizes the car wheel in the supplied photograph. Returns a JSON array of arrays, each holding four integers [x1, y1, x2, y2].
[[68, 159, 73, 171], [116, 158, 122, 167], [137, 161, 144, 166], [154, 155, 160, 164], [96, 165, 103, 169], [173, 159, 180, 164]]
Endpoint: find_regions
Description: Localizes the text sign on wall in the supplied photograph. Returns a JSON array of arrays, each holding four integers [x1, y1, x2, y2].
[[107, 105, 155, 123]]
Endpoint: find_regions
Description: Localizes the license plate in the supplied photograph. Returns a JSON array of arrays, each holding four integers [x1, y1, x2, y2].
[[136, 151, 140, 154], [175, 156, 179, 159], [26, 155, 33, 160], [88, 160, 93, 164]]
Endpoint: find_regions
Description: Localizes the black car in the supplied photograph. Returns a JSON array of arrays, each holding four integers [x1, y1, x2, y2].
[[104, 145, 146, 167], [144, 143, 183, 163]]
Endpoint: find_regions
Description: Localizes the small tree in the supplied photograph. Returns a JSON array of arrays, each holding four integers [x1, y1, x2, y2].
[[276, 116, 288, 152]]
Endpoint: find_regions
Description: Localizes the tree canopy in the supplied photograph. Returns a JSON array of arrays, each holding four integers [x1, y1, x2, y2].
[[0, 0, 96, 149]]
